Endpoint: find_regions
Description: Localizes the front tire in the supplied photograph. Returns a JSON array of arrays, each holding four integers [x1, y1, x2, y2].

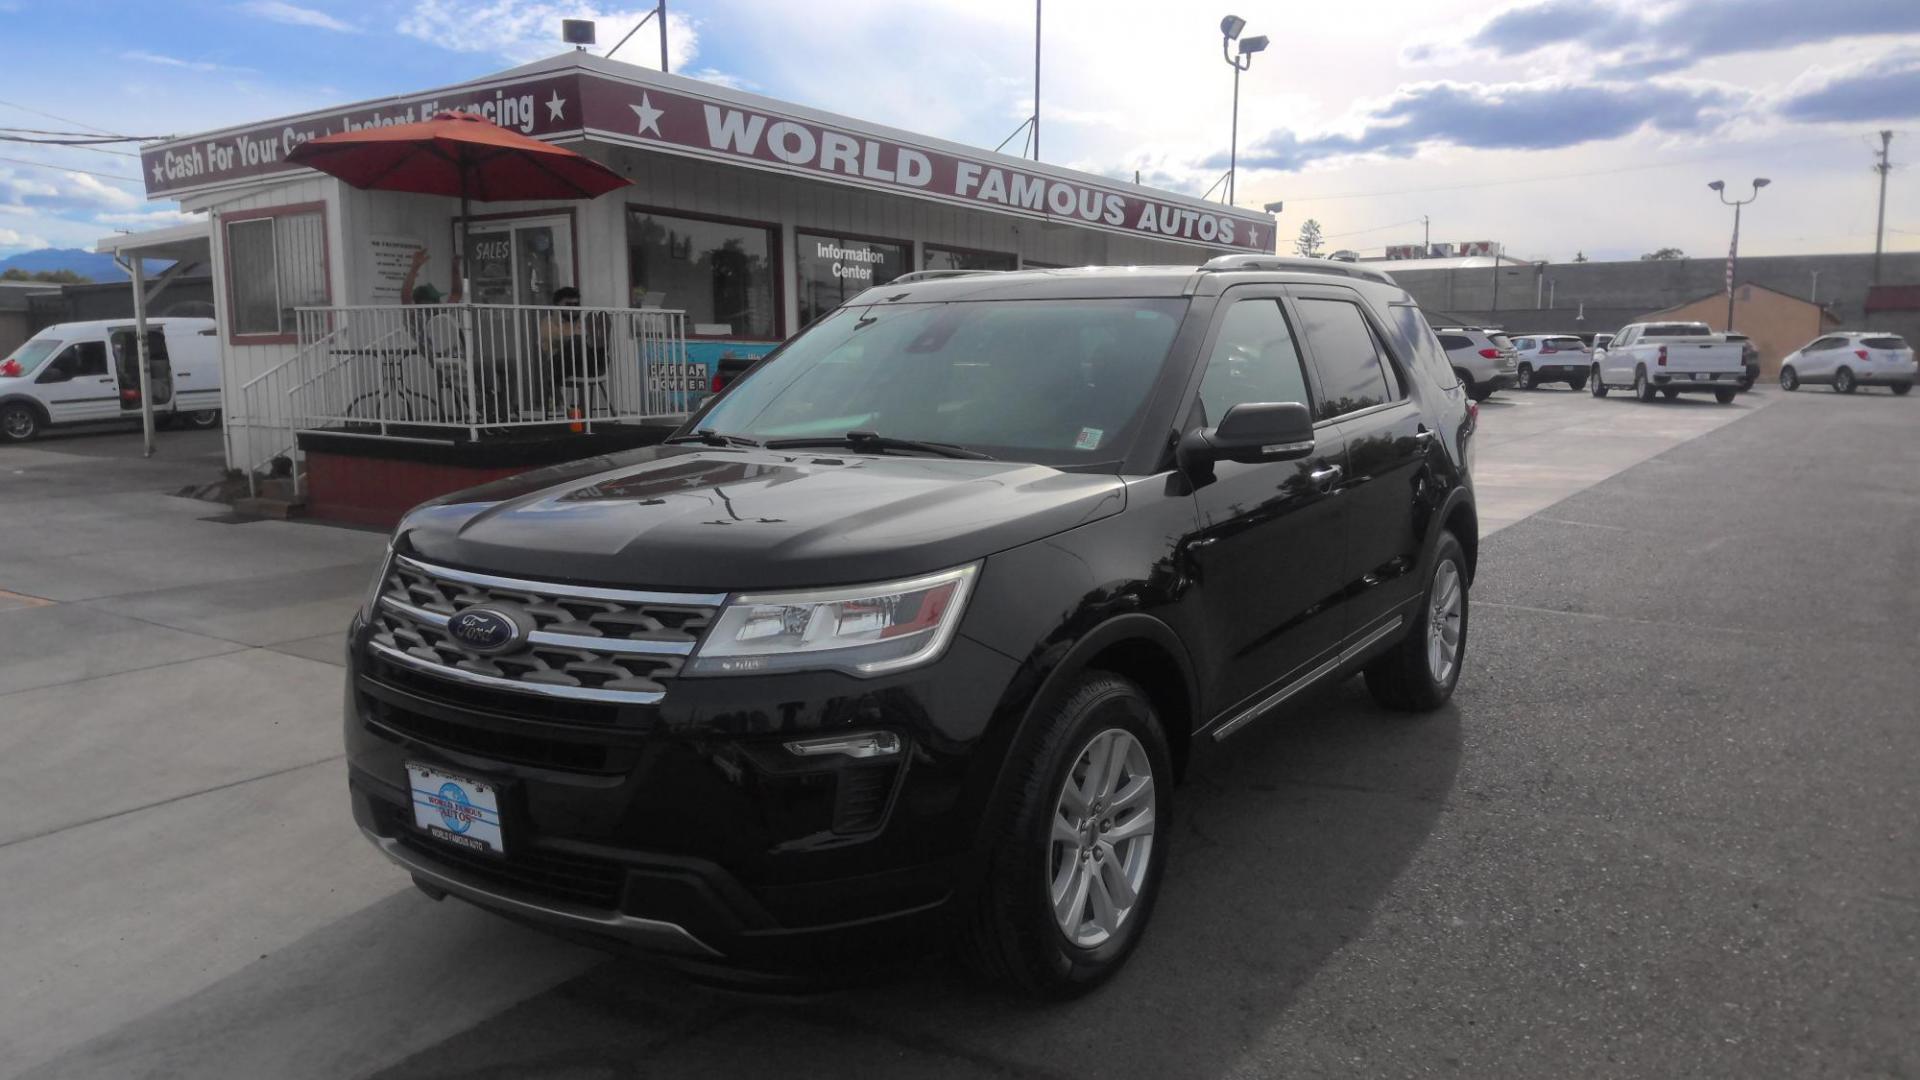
[[1590, 366, 1608, 398], [1365, 530, 1469, 712], [1516, 363, 1535, 390], [963, 674, 1172, 998], [1834, 367, 1857, 394], [1, 402, 41, 442], [1780, 366, 1799, 391]]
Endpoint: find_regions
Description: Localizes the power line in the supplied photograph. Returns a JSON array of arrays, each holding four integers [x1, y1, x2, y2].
[[1320, 216, 1423, 240], [0, 97, 118, 136], [0, 154, 142, 185]]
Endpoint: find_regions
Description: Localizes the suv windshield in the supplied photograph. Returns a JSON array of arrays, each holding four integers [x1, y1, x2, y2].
[[694, 298, 1188, 465], [2, 338, 61, 376]]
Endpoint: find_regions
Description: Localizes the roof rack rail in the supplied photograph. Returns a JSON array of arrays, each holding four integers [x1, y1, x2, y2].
[[887, 269, 1008, 286], [1198, 253, 1394, 285]]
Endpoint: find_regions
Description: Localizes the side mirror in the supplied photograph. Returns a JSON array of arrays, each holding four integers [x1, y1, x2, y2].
[[1178, 401, 1315, 472]]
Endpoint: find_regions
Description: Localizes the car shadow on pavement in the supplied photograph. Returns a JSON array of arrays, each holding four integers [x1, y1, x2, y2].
[[365, 677, 1462, 1080]]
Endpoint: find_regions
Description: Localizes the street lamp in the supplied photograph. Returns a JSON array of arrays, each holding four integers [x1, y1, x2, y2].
[[1221, 15, 1268, 205], [1709, 177, 1769, 332]]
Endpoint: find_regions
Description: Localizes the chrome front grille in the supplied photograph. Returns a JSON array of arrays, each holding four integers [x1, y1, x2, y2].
[[368, 555, 725, 704]]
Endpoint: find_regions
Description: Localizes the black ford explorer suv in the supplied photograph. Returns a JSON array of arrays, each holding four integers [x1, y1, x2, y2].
[[345, 255, 1479, 996]]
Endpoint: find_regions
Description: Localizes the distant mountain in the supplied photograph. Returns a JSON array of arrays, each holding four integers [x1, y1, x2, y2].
[[0, 248, 172, 282]]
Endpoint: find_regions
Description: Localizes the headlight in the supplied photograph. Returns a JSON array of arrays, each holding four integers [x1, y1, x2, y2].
[[358, 544, 394, 622], [686, 563, 979, 677]]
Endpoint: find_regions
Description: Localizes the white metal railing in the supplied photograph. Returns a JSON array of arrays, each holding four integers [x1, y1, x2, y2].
[[236, 303, 698, 495]]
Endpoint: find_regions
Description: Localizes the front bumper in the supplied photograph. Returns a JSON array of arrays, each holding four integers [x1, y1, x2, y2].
[[344, 619, 1019, 969]]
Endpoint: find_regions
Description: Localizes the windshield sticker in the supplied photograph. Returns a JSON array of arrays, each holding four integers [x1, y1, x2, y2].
[[1075, 427, 1103, 451]]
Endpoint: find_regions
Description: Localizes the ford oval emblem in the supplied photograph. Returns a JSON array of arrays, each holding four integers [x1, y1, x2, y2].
[[447, 607, 523, 654]]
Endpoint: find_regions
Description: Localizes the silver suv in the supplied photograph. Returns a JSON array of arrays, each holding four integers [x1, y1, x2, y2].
[[1433, 327, 1519, 401]]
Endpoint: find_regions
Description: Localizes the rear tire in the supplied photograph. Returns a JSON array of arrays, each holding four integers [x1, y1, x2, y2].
[[1834, 367, 1857, 394], [1662, 388, 1679, 400], [1893, 383, 1912, 396], [962, 673, 1172, 998], [1635, 367, 1657, 402], [1516, 363, 1535, 390], [1, 402, 41, 442], [187, 408, 222, 428], [1365, 531, 1469, 712], [1780, 366, 1799, 391], [1567, 376, 1587, 391], [1714, 388, 1736, 404]]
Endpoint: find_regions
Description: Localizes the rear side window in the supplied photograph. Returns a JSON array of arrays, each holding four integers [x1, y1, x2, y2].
[[1862, 336, 1908, 350], [1297, 298, 1395, 420], [1807, 337, 1843, 351], [1197, 299, 1312, 426], [1436, 333, 1472, 350]]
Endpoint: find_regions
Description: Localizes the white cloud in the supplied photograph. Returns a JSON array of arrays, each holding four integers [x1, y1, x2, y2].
[[121, 50, 257, 74], [398, 2, 699, 69], [237, 1, 358, 33], [0, 226, 52, 251]]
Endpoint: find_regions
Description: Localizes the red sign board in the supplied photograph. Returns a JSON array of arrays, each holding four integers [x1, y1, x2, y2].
[[141, 65, 1273, 253]]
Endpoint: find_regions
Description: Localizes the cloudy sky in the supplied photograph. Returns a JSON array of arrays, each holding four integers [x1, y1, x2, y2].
[[1, 0, 1916, 263]]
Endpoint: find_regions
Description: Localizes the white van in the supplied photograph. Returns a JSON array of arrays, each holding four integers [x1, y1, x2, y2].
[[0, 317, 221, 442]]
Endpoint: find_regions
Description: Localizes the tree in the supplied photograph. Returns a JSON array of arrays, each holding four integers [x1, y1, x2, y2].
[[1294, 219, 1325, 258], [1639, 247, 1685, 261], [1573, 251, 1589, 263], [0, 268, 91, 283]]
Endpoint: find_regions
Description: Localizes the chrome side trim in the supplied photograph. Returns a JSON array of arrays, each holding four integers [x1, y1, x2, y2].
[[368, 640, 666, 704], [361, 827, 722, 958], [378, 596, 696, 657], [1211, 615, 1406, 742], [395, 554, 728, 608]]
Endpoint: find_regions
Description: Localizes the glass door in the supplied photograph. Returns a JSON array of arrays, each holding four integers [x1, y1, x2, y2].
[[465, 216, 573, 306]]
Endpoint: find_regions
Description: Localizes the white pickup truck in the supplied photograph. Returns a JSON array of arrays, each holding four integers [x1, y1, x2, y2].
[[1590, 321, 1747, 404]]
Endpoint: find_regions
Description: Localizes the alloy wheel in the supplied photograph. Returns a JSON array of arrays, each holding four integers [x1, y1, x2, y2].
[[1, 408, 34, 440], [1427, 559, 1463, 684], [1048, 728, 1156, 949]]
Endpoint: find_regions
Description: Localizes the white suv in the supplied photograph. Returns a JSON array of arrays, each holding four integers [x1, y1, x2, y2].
[[1778, 332, 1915, 395], [1508, 334, 1590, 390], [1433, 327, 1519, 401]]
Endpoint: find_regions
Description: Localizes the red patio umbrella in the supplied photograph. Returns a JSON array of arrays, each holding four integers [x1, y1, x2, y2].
[[287, 110, 630, 299]]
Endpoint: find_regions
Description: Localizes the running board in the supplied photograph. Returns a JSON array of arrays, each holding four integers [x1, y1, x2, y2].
[[1210, 616, 1406, 742]]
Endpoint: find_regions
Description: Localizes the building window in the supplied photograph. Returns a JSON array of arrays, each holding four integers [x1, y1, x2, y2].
[[626, 208, 777, 339], [796, 231, 907, 325], [923, 245, 1016, 272], [226, 208, 327, 338]]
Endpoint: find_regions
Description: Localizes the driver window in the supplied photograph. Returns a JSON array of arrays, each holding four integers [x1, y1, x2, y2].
[[41, 342, 107, 381], [1197, 299, 1311, 427]]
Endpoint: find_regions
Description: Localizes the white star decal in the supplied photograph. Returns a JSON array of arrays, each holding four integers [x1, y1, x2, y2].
[[545, 91, 567, 122], [151, 160, 165, 183], [630, 94, 664, 137]]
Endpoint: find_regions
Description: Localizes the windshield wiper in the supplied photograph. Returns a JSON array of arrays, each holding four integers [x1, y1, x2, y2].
[[765, 430, 994, 460], [665, 429, 764, 448]]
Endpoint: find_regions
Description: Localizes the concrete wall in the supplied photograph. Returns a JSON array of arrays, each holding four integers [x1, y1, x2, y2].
[[1390, 252, 1920, 331]]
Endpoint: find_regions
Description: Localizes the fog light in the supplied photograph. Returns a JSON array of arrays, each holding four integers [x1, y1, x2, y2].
[[784, 731, 902, 759]]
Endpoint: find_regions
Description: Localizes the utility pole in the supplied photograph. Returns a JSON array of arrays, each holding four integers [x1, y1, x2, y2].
[[1423, 214, 1430, 257], [1490, 247, 1502, 312], [658, 1, 668, 72], [1032, 0, 1042, 160], [1873, 130, 1893, 284]]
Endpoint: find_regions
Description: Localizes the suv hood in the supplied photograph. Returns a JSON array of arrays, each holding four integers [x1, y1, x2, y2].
[[398, 445, 1127, 590]]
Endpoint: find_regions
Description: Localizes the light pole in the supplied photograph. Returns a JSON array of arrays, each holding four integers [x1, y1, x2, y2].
[[1220, 15, 1268, 205], [1708, 177, 1769, 332]]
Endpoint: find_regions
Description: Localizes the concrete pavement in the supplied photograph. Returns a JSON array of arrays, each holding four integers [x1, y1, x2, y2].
[[4, 388, 1914, 1079]]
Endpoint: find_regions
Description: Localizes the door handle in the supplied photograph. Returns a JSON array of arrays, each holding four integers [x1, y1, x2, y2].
[[1309, 464, 1343, 487], [1413, 427, 1435, 443]]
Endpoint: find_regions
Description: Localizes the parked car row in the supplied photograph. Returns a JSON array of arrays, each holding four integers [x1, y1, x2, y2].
[[1432, 320, 1913, 405], [0, 317, 224, 441]]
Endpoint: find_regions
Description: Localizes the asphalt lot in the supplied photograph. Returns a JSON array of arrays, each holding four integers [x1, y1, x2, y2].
[[3, 386, 1916, 1078]]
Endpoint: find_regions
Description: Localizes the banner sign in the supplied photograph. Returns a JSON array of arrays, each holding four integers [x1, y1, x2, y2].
[[142, 65, 1272, 252]]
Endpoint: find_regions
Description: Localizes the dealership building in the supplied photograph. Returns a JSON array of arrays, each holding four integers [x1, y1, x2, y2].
[[115, 52, 1272, 523]]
